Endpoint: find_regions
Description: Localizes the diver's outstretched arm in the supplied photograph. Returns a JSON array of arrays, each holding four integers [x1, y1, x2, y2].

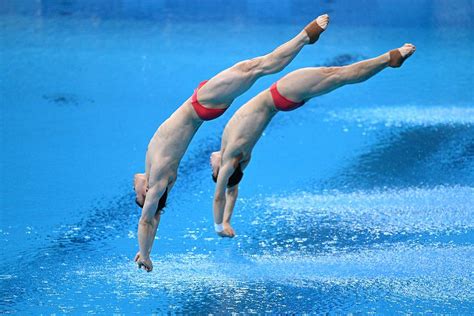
[[136, 177, 168, 272], [223, 185, 239, 224], [213, 162, 237, 238]]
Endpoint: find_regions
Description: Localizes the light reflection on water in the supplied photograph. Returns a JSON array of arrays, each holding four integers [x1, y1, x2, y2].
[[242, 186, 473, 255], [325, 105, 474, 127]]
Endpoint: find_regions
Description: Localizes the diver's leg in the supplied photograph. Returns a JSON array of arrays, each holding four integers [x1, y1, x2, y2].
[[197, 14, 330, 106], [277, 44, 416, 102]]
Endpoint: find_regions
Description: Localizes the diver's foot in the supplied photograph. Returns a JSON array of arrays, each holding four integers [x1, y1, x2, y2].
[[389, 43, 416, 68], [304, 14, 330, 44], [316, 14, 330, 30], [133, 173, 147, 208]]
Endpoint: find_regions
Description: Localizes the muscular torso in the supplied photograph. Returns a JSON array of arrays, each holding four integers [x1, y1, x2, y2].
[[146, 99, 203, 185], [221, 90, 276, 165]]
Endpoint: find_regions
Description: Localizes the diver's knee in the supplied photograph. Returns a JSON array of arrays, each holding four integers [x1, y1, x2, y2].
[[324, 66, 343, 78], [234, 58, 261, 77], [318, 66, 348, 87]]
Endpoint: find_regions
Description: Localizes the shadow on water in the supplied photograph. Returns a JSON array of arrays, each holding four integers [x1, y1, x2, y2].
[[177, 134, 221, 179], [166, 276, 473, 314], [314, 53, 368, 67], [320, 124, 474, 191], [42, 93, 94, 107], [55, 193, 137, 245]]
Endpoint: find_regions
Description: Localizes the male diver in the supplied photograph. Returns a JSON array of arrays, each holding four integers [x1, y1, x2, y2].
[[210, 44, 416, 237], [133, 15, 331, 271]]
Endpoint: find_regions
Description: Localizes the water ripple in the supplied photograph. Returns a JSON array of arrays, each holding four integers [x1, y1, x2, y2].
[[324, 105, 474, 127]]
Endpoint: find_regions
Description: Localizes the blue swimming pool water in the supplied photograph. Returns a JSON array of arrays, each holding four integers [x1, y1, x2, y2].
[[1, 0, 473, 313]]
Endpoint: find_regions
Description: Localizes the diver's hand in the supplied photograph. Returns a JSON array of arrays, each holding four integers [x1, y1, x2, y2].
[[217, 223, 236, 238], [134, 251, 153, 272]]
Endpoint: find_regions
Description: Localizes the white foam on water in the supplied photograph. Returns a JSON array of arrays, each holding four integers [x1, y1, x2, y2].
[[322, 105, 474, 126], [251, 244, 474, 302], [251, 243, 472, 279], [264, 186, 474, 234], [91, 243, 473, 304]]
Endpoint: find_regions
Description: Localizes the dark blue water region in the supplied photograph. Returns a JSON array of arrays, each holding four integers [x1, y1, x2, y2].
[[1, 0, 473, 28]]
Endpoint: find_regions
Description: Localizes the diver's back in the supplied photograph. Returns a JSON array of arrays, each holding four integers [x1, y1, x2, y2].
[[222, 90, 277, 154]]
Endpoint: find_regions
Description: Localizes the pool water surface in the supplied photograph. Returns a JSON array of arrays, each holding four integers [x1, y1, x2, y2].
[[1, 0, 473, 313]]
